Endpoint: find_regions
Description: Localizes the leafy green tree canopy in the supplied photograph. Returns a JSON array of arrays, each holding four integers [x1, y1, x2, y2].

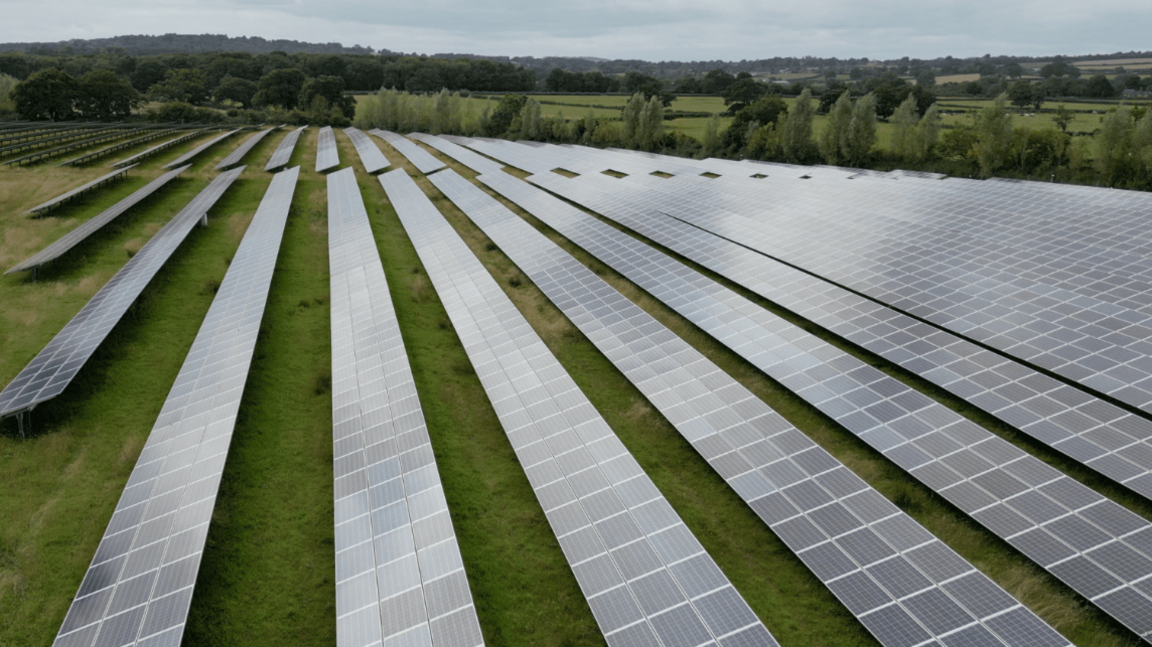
[[214, 75, 258, 108], [299, 75, 355, 118], [253, 67, 307, 109], [77, 69, 140, 120], [13, 68, 78, 120]]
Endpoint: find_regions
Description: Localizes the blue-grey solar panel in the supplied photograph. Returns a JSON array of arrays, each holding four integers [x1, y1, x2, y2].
[[9, 165, 190, 276], [429, 144, 1152, 643], [265, 126, 306, 172], [50, 166, 298, 647], [369, 130, 444, 174], [429, 168, 1072, 647], [162, 129, 245, 169], [215, 126, 281, 170], [0, 167, 246, 420], [316, 126, 340, 173], [342, 127, 390, 174], [327, 168, 483, 647], [380, 168, 779, 647]]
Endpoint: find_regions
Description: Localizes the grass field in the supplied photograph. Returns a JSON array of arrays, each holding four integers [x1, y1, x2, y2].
[[1, 122, 1150, 647]]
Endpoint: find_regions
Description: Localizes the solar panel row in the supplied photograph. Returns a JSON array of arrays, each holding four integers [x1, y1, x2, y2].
[[369, 130, 444, 175], [215, 126, 282, 170], [327, 168, 483, 647], [51, 166, 298, 647], [162, 129, 246, 170], [342, 127, 391, 174], [381, 168, 780, 647], [23, 164, 137, 216], [8, 164, 189, 276], [0, 167, 246, 420], [316, 126, 340, 173], [0, 125, 135, 157], [5, 127, 162, 167], [429, 168, 1072, 647], [428, 140, 1152, 642], [407, 134, 502, 176], [265, 126, 306, 172], [113, 129, 217, 168]]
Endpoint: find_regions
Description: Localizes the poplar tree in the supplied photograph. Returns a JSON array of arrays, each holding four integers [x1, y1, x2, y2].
[[890, 94, 920, 161], [781, 88, 817, 163], [845, 93, 877, 166], [973, 93, 1014, 176], [819, 90, 853, 164]]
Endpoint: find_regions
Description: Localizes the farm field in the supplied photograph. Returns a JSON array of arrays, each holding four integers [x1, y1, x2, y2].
[[2, 123, 1152, 647]]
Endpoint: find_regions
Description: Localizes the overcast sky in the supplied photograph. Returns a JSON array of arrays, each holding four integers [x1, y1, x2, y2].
[[1, 0, 1149, 61]]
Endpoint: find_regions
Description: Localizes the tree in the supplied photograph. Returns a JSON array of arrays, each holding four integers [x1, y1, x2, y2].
[[299, 75, 355, 118], [890, 94, 920, 160], [12, 68, 77, 120], [701, 69, 737, 94], [214, 75, 258, 108], [147, 68, 208, 104], [844, 93, 877, 166], [1096, 106, 1134, 185], [517, 98, 541, 139], [76, 69, 139, 120], [781, 88, 817, 163], [1052, 105, 1075, 133], [972, 93, 1014, 176], [1085, 74, 1116, 98], [819, 91, 853, 164], [486, 94, 527, 136], [915, 68, 936, 87], [130, 59, 168, 92], [253, 67, 307, 109], [723, 95, 788, 152], [915, 104, 942, 160], [0, 73, 16, 115], [722, 78, 767, 115], [701, 113, 722, 157], [621, 92, 645, 147], [637, 95, 664, 151]]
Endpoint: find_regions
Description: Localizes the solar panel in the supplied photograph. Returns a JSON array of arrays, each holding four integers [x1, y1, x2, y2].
[[264, 126, 306, 172], [8, 165, 190, 276], [112, 129, 216, 168], [408, 133, 503, 175], [435, 148, 1152, 643], [431, 168, 1072, 647], [50, 166, 298, 647], [315, 126, 339, 173], [0, 125, 133, 157], [327, 167, 483, 647], [523, 167, 1152, 504], [381, 168, 780, 647], [369, 130, 444, 174], [215, 126, 282, 170], [0, 167, 246, 421], [23, 164, 137, 216], [4, 126, 161, 167], [162, 129, 245, 169], [342, 127, 390, 174]]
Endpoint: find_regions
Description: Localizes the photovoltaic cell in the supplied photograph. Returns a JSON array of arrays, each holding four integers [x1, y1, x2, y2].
[[428, 140, 1152, 643], [327, 168, 483, 647], [0, 167, 245, 419], [316, 126, 340, 173], [264, 126, 306, 172], [50, 166, 298, 647], [369, 130, 444, 174], [407, 134, 503, 175], [9, 165, 190, 276], [215, 126, 282, 170], [429, 168, 1070, 647], [343, 127, 391, 174], [380, 168, 778, 647]]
